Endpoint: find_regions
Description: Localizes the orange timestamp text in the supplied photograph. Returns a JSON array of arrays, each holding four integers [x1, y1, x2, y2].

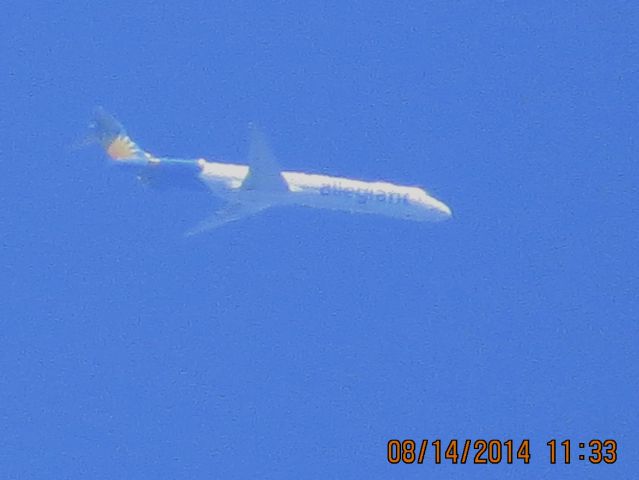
[[387, 438, 618, 465]]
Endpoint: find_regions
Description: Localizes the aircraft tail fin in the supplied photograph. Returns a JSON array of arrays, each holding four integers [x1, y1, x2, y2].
[[88, 107, 150, 164]]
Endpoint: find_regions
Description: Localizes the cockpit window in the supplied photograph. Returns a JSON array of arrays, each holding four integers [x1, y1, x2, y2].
[[408, 188, 430, 204]]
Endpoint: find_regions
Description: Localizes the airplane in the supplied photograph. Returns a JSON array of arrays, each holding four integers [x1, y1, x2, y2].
[[88, 107, 452, 234]]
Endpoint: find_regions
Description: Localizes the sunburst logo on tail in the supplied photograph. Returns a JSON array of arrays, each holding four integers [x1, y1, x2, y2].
[[106, 135, 140, 161], [90, 108, 149, 163]]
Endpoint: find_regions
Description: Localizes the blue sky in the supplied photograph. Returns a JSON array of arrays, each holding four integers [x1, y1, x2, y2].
[[1, 1, 637, 478]]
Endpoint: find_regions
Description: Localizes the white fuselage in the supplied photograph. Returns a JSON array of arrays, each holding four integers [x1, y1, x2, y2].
[[196, 160, 452, 222]]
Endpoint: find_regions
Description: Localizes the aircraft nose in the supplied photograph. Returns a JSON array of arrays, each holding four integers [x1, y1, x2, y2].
[[429, 198, 452, 221], [439, 202, 452, 219]]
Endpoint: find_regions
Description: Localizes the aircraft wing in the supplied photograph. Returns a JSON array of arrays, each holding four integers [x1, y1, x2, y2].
[[185, 202, 266, 236], [187, 124, 290, 235], [241, 123, 289, 192]]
